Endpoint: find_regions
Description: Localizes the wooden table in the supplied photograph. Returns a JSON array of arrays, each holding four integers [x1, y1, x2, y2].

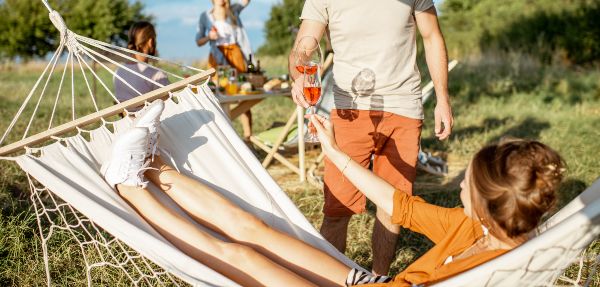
[[216, 91, 306, 182]]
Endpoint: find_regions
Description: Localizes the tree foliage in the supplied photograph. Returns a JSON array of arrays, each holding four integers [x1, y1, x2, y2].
[[257, 0, 304, 56], [440, 0, 600, 64], [0, 0, 151, 60]]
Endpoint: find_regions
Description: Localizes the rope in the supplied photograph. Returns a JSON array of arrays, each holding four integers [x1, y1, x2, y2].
[[49, 10, 67, 45], [23, 42, 66, 139], [0, 43, 62, 146], [73, 50, 119, 103], [74, 51, 99, 112], [47, 51, 71, 130], [76, 36, 185, 81], [71, 47, 75, 121], [75, 35, 202, 73], [78, 42, 165, 88], [77, 44, 145, 99], [40, 0, 52, 12], [26, 175, 184, 285]]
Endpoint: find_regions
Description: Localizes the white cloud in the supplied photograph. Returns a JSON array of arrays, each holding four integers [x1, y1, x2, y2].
[[252, 0, 281, 4], [145, 2, 207, 27], [243, 19, 264, 29]]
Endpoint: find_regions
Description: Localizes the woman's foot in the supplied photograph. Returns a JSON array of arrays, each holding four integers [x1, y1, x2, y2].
[[133, 100, 165, 158], [101, 127, 151, 188]]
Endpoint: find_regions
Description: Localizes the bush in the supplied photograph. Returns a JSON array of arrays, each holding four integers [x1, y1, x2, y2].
[[440, 0, 600, 65]]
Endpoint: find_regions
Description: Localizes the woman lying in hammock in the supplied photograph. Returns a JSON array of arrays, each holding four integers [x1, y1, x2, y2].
[[101, 100, 564, 287]]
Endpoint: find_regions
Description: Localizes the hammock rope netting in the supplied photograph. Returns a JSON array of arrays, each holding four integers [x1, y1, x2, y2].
[[0, 1, 598, 286]]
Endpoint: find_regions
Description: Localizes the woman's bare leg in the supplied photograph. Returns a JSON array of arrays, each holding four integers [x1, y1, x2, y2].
[[145, 157, 351, 287], [116, 184, 316, 287]]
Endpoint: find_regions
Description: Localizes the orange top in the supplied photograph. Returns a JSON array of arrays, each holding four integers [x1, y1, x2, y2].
[[363, 190, 509, 287]]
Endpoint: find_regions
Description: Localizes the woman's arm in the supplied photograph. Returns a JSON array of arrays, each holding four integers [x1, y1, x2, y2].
[[310, 115, 395, 215], [196, 36, 211, 47], [311, 115, 469, 243], [196, 13, 217, 47]]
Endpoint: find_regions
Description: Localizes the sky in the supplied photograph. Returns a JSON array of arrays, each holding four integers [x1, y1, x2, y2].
[[142, 0, 279, 63]]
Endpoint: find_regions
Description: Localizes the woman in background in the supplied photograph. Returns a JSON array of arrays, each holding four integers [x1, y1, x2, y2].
[[114, 21, 170, 105], [196, 0, 254, 141]]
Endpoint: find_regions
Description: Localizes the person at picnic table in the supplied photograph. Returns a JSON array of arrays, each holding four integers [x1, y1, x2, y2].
[[196, 0, 254, 141], [100, 99, 564, 287], [288, 0, 454, 275], [114, 21, 170, 108]]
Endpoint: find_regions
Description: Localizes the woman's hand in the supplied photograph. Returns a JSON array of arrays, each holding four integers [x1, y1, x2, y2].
[[309, 114, 396, 215], [208, 27, 219, 41], [308, 114, 338, 154]]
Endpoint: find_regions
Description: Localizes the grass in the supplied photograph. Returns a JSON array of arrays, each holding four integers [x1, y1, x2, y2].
[[0, 52, 599, 285]]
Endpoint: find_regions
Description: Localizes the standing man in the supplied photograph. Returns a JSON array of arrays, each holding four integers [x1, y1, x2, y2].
[[289, 0, 453, 275]]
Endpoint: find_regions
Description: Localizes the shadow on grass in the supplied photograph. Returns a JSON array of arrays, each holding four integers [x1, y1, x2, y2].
[[488, 117, 550, 143]]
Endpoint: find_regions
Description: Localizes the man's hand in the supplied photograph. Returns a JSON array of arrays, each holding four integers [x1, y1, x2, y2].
[[434, 100, 453, 140], [289, 20, 326, 108], [291, 75, 309, 108]]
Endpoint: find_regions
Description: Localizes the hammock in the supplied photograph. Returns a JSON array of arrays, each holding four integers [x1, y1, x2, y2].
[[0, 1, 598, 286]]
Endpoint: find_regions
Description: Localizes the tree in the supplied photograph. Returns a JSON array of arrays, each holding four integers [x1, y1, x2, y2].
[[257, 0, 304, 56], [439, 0, 600, 64], [0, 0, 151, 60]]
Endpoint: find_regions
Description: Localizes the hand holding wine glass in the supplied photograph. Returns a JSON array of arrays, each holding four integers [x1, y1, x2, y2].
[[293, 36, 323, 143], [291, 75, 309, 108]]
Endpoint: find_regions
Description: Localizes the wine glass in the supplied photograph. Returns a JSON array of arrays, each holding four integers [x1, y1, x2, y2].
[[293, 36, 322, 74], [293, 36, 323, 142], [293, 36, 323, 143], [302, 61, 322, 143]]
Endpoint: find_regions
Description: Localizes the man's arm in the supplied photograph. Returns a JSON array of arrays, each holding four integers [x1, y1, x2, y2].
[[416, 7, 453, 140], [288, 20, 326, 108]]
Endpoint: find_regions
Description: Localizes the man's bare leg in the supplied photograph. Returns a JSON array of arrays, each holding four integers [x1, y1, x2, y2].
[[320, 215, 351, 252], [371, 207, 400, 276], [116, 184, 314, 287], [145, 157, 350, 287]]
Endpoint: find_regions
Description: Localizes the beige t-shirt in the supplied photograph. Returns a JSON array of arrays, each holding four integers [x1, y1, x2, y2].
[[301, 0, 434, 119]]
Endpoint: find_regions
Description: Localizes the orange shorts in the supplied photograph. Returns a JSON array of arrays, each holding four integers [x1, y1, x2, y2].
[[323, 109, 422, 217]]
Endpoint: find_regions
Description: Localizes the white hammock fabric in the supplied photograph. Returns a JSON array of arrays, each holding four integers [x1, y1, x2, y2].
[[15, 85, 361, 286]]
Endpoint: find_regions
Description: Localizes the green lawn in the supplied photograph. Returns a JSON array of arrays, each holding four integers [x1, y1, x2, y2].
[[0, 54, 599, 285]]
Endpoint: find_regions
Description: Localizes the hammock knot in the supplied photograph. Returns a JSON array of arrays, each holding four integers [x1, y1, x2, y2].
[[49, 10, 67, 43], [49, 10, 80, 54]]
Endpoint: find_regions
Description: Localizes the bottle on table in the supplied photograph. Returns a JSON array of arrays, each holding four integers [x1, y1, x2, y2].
[[256, 60, 262, 75], [247, 54, 255, 74]]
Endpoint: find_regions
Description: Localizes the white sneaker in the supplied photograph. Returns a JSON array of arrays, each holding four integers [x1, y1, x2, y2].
[[133, 100, 165, 158], [101, 127, 151, 188]]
